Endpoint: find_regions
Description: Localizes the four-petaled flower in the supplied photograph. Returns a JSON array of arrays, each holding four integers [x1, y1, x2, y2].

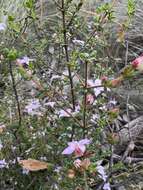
[[62, 139, 91, 157]]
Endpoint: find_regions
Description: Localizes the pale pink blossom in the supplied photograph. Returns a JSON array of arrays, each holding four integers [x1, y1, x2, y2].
[[86, 94, 94, 104], [62, 139, 91, 157]]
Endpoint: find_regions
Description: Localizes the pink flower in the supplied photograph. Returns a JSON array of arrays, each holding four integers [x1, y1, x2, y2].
[[131, 55, 143, 72], [86, 94, 94, 105], [62, 139, 91, 157]]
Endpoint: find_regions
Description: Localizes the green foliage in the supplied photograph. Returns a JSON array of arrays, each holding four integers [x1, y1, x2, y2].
[[24, 0, 34, 9], [7, 49, 18, 60], [128, 0, 136, 17]]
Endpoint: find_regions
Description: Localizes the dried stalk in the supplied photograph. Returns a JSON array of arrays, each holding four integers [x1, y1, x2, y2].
[[61, 0, 76, 111]]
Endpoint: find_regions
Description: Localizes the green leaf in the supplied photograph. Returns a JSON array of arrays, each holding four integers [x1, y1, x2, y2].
[[9, 22, 21, 32], [24, 0, 34, 9], [8, 15, 15, 22], [7, 48, 18, 61]]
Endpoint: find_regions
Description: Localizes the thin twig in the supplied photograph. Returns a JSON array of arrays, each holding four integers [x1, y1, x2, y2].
[[8, 60, 22, 156], [83, 61, 88, 137], [84, 171, 89, 190], [61, 0, 76, 111], [125, 40, 129, 66], [9, 61, 22, 126]]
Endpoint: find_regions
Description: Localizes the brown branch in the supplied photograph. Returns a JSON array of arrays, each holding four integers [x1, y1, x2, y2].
[[83, 61, 88, 137], [113, 154, 143, 163], [61, 0, 76, 111], [9, 61, 21, 126], [8, 60, 22, 155]]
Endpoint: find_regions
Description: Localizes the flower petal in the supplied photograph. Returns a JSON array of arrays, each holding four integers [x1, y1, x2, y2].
[[0, 23, 6, 31], [103, 183, 111, 190], [62, 146, 75, 155], [79, 138, 91, 145], [77, 144, 86, 153], [68, 141, 77, 147]]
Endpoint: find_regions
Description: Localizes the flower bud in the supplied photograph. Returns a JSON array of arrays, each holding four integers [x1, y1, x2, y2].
[[67, 169, 76, 179], [131, 55, 143, 72]]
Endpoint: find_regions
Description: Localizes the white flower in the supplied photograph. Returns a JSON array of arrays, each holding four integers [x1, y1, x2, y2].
[[44, 102, 55, 108], [96, 165, 107, 182], [99, 105, 107, 111], [88, 79, 104, 96], [0, 159, 8, 168], [0, 143, 3, 150], [75, 105, 80, 113], [25, 99, 42, 116], [54, 166, 62, 173], [22, 168, 29, 175], [0, 23, 6, 31], [72, 39, 85, 46], [51, 75, 61, 82], [103, 183, 111, 190], [58, 105, 80, 118], [96, 162, 111, 189], [108, 99, 117, 105], [91, 114, 100, 123], [58, 109, 72, 118]]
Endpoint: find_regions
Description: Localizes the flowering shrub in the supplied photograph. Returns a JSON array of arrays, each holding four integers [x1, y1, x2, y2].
[[0, 0, 140, 189]]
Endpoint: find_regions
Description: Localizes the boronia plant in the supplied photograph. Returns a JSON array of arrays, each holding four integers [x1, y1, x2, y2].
[[0, 0, 142, 190]]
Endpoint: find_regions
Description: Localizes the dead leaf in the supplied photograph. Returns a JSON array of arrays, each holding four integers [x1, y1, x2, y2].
[[19, 159, 48, 171]]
